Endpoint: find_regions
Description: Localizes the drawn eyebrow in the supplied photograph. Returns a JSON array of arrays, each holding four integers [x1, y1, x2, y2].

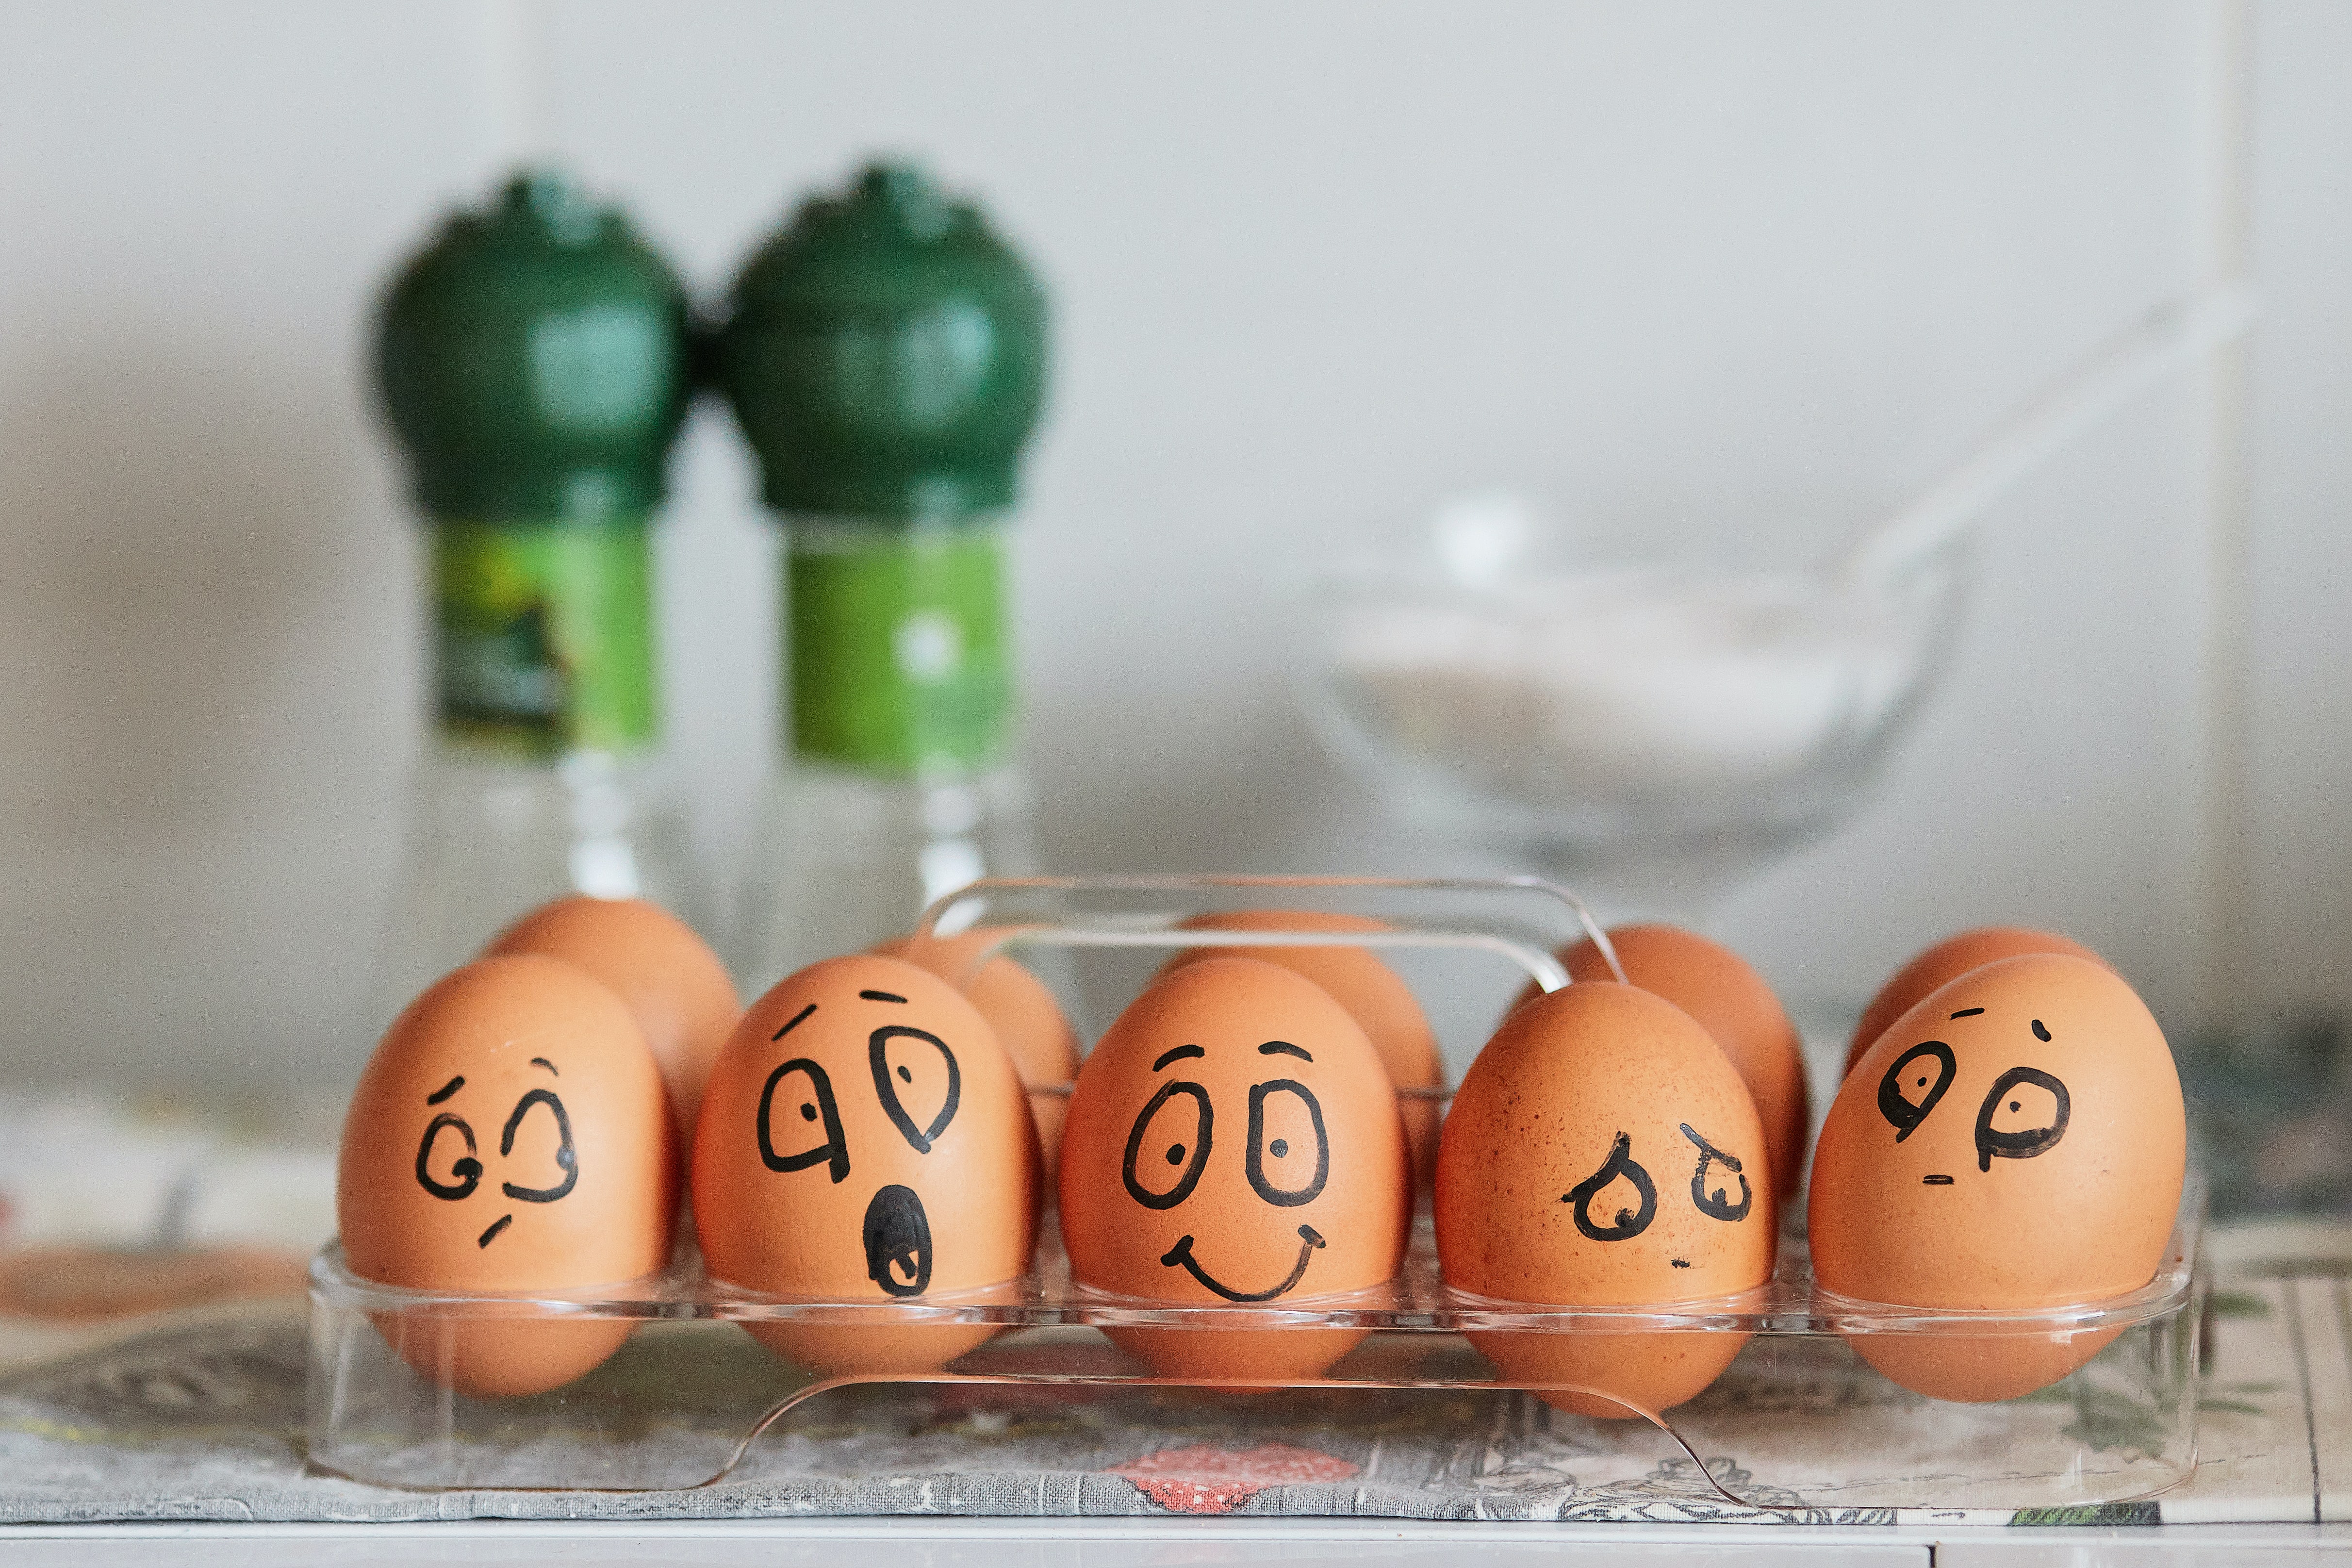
[[529, 1057, 558, 1075], [1153, 1044, 1206, 1072], [1950, 1007, 1985, 1019], [426, 1076, 464, 1106], [2032, 1019, 2052, 1041], [773, 1003, 818, 1041], [1258, 1041, 1313, 1062], [859, 990, 907, 1004]]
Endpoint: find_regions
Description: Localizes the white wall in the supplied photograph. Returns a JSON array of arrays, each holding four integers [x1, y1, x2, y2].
[[0, 1, 2342, 1091]]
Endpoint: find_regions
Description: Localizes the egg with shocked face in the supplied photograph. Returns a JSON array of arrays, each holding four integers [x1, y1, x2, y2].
[[1809, 952, 2185, 1402], [692, 954, 1042, 1376], [1437, 981, 1776, 1419], [1059, 957, 1411, 1382], [337, 955, 676, 1398]]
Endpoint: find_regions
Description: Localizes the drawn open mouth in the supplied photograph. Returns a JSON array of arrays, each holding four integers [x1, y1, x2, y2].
[[863, 1184, 933, 1297], [1158, 1225, 1325, 1303]]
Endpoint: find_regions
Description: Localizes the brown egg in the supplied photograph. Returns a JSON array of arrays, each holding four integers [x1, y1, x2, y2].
[[337, 955, 676, 1398], [1438, 981, 1775, 1418], [485, 895, 740, 1159], [873, 928, 1080, 1173], [1515, 924, 1809, 1200], [1060, 957, 1411, 1381], [692, 954, 1041, 1376], [1159, 911, 1443, 1190], [1842, 926, 2106, 1078], [1809, 953, 2185, 1402]]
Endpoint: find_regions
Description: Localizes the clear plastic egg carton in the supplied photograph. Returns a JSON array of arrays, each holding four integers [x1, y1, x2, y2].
[[307, 875, 2207, 1510]]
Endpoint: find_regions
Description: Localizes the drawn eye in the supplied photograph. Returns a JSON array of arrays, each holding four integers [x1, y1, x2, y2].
[[1245, 1080, 1329, 1207], [757, 1058, 849, 1182], [870, 1025, 961, 1154], [1123, 1081, 1211, 1209], [1974, 1066, 2070, 1172], [1877, 1041, 1956, 1141], [498, 1089, 577, 1204], [413, 1113, 481, 1201], [1564, 1131, 1656, 1242]]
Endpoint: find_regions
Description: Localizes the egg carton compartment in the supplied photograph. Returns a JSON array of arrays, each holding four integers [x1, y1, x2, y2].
[[310, 877, 2202, 1507], [305, 1187, 2203, 1505]]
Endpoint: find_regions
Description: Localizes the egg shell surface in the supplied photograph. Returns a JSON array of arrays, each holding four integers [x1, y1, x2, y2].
[[874, 928, 1080, 1174], [1534, 924, 1809, 1200], [1060, 956, 1411, 1381], [1842, 926, 2106, 1078], [692, 953, 1041, 1375], [337, 954, 676, 1398], [485, 895, 741, 1159], [1438, 981, 1775, 1417], [1809, 952, 2185, 1402], [1159, 911, 1443, 1189]]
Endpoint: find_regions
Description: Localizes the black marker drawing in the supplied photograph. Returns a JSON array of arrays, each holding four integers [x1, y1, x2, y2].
[[1160, 1225, 1325, 1302], [1973, 1065, 2070, 1172], [1878, 1041, 1956, 1141], [758, 1057, 849, 1181], [1671, 1258, 1691, 1268], [2032, 1019, 2052, 1042], [528, 1057, 558, 1075], [862, 1183, 933, 1297], [1564, 1132, 1657, 1242], [414, 1112, 481, 1201], [498, 1089, 577, 1203], [860, 990, 907, 1004], [1123, 1080, 1211, 1208], [870, 1025, 961, 1154], [1923, 1174, 1955, 1185], [1679, 1122, 1752, 1222], [1258, 1041, 1312, 1062], [771, 1002, 817, 1041], [426, 1076, 464, 1106], [1153, 1044, 1204, 1071], [1245, 1079, 1330, 1206], [477, 1214, 512, 1248], [1950, 1007, 1985, 1019]]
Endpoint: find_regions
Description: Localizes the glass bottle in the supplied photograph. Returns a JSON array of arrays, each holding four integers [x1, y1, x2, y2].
[[369, 170, 699, 1028], [717, 163, 1050, 990]]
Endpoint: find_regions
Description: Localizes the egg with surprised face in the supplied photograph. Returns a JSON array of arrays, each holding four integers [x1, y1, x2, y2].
[[1059, 957, 1411, 1382], [1809, 952, 2186, 1402], [692, 954, 1042, 1375], [1437, 981, 1775, 1418], [337, 955, 676, 1398]]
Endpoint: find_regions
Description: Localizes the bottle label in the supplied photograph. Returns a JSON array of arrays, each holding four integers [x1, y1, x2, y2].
[[433, 520, 657, 758], [788, 526, 1011, 774]]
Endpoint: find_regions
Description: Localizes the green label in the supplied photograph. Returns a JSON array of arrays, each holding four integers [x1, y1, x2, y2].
[[433, 520, 657, 758], [788, 527, 1011, 774]]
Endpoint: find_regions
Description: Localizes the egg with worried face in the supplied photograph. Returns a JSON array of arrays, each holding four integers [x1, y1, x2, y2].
[[337, 955, 676, 1398], [1059, 957, 1411, 1382], [1437, 981, 1776, 1418], [1810, 952, 2185, 1402], [692, 954, 1042, 1375]]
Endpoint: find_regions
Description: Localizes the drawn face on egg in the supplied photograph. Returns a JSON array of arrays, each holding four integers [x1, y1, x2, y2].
[[410, 1056, 581, 1252], [1870, 1007, 2072, 1188], [1061, 958, 1410, 1310], [1558, 1120, 1756, 1264]]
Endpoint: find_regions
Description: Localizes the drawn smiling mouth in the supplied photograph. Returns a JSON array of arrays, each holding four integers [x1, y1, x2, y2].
[[1158, 1226, 1326, 1303]]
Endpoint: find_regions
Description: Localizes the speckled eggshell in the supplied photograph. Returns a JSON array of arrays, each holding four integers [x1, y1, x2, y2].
[[692, 954, 1041, 1376], [1438, 981, 1775, 1418], [337, 954, 676, 1398], [1529, 924, 1810, 1200], [1810, 953, 2185, 1402], [873, 928, 1080, 1175], [1159, 911, 1444, 1190], [1060, 957, 1411, 1382], [485, 895, 741, 1162], [1842, 926, 2106, 1078]]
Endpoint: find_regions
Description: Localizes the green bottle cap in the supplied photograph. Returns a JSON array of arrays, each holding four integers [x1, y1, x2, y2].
[[375, 170, 691, 522], [719, 162, 1048, 520]]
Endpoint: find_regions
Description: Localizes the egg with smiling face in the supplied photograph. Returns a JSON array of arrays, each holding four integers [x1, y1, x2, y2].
[[692, 954, 1042, 1376], [1809, 952, 2186, 1402], [337, 954, 676, 1398], [1059, 957, 1411, 1382]]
